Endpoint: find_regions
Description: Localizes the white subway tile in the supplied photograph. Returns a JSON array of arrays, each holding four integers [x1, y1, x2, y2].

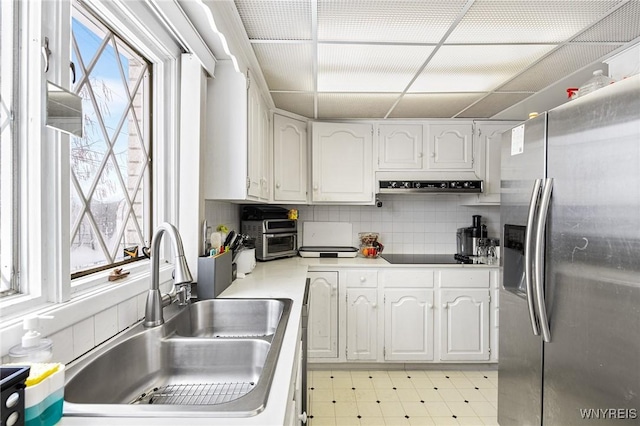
[[94, 306, 118, 345], [50, 327, 74, 364], [118, 298, 138, 332], [73, 317, 95, 359]]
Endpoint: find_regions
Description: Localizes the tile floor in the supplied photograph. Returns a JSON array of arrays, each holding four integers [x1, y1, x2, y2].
[[307, 369, 498, 426]]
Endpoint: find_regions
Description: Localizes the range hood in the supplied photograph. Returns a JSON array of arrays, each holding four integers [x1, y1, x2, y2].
[[375, 171, 483, 194]]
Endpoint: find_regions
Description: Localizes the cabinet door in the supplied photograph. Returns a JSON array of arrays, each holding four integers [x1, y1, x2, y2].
[[475, 122, 515, 204], [384, 289, 434, 361], [427, 123, 474, 170], [346, 288, 378, 361], [308, 272, 339, 358], [440, 289, 490, 361], [312, 122, 373, 203], [247, 83, 263, 199], [377, 124, 424, 170], [273, 114, 307, 202], [260, 99, 271, 200]]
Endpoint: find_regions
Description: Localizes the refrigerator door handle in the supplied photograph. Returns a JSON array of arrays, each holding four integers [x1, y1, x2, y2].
[[535, 178, 554, 343], [525, 179, 542, 336]]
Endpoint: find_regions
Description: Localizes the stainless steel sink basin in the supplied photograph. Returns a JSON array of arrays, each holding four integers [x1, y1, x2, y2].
[[63, 298, 292, 418]]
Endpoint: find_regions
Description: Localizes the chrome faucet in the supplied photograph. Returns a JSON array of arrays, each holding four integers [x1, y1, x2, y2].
[[144, 222, 193, 327]]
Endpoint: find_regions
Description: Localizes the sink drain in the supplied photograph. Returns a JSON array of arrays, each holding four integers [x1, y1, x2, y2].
[[132, 382, 255, 405]]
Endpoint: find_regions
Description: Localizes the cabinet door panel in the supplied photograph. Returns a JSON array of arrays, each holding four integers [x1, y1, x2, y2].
[[384, 289, 434, 361], [427, 124, 473, 170], [308, 272, 338, 358], [440, 289, 490, 361], [247, 85, 262, 198], [378, 124, 424, 169], [274, 114, 307, 202], [347, 288, 378, 361]]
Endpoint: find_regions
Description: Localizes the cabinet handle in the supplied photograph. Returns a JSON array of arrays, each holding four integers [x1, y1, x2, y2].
[[360, 276, 366, 282], [430, 152, 436, 158], [418, 152, 423, 158], [276, 182, 281, 189], [372, 302, 377, 309], [298, 412, 308, 423], [313, 184, 319, 191], [442, 304, 448, 309]]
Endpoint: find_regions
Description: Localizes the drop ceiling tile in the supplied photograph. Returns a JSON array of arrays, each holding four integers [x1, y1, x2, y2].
[[456, 92, 533, 118], [446, 0, 623, 43], [317, 93, 399, 119], [253, 43, 314, 91], [572, 0, 640, 42], [271, 92, 315, 118], [499, 44, 621, 91], [317, 0, 468, 43], [388, 93, 485, 118], [409, 44, 555, 93], [234, 0, 312, 40], [318, 43, 435, 92]]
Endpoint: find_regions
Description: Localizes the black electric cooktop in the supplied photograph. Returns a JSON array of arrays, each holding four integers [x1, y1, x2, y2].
[[381, 253, 484, 265]]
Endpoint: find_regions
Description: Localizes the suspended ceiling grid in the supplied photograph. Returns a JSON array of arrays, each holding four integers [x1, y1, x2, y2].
[[233, 0, 640, 119]]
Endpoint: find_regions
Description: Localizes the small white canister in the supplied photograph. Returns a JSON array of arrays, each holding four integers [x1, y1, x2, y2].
[[235, 248, 256, 275]]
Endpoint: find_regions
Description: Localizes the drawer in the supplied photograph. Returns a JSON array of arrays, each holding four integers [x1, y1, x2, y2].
[[438, 269, 490, 288], [382, 269, 434, 288], [346, 270, 378, 288]]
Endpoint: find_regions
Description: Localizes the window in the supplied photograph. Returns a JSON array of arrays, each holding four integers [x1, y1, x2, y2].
[[70, 6, 151, 278], [0, 0, 19, 297]]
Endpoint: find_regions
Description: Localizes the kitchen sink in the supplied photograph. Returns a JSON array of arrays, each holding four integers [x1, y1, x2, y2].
[[63, 298, 292, 418]]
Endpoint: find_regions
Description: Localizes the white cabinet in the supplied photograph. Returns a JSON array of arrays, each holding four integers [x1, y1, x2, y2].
[[311, 122, 374, 203], [377, 124, 424, 169], [384, 289, 434, 361], [474, 121, 516, 204], [205, 63, 270, 201], [346, 288, 378, 361], [273, 114, 307, 203], [307, 271, 339, 358], [427, 123, 474, 170], [439, 289, 490, 361]]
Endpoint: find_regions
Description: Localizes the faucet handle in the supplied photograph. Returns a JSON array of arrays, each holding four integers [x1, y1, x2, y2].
[[176, 283, 191, 306]]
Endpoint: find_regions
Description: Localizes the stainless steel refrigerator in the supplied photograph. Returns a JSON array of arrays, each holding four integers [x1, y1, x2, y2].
[[498, 74, 640, 425]]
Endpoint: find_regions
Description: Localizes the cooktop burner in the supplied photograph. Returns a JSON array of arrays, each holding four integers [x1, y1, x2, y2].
[[381, 253, 484, 265]]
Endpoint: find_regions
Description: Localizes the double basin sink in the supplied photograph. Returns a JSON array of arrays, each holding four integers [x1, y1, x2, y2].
[[63, 298, 292, 418]]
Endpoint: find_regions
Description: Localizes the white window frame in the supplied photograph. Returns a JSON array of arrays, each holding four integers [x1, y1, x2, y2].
[[0, 0, 183, 320]]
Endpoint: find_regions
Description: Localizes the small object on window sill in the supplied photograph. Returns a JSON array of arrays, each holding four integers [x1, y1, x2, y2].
[[108, 268, 130, 282]]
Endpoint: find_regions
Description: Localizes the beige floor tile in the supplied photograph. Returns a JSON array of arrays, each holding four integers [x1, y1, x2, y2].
[[395, 388, 421, 402], [430, 378, 458, 389], [478, 388, 497, 402], [404, 370, 426, 378], [425, 401, 453, 417], [484, 371, 497, 379], [375, 388, 401, 402], [462, 371, 487, 379], [416, 388, 444, 402], [468, 377, 494, 389], [335, 401, 360, 417], [334, 388, 357, 402], [313, 370, 334, 379], [309, 416, 336, 426], [311, 401, 336, 417], [387, 370, 411, 378], [424, 370, 445, 378], [352, 378, 375, 390], [356, 401, 384, 417], [384, 416, 411, 426], [430, 416, 460, 425], [469, 401, 497, 417], [368, 371, 390, 379], [408, 416, 436, 426], [440, 370, 468, 378], [401, 401, 429, 417], [334, 416, 361, 425], [456, 416, 484, 425], [378, 401, 406, 417], [458, 388, 488, 402], [487, 378, 498, 387], [390, 377, 415, 388], [446, 402, 478, 417], [358, 417, 386, 426], [372, 377, 394, 388], [333, 378, 354, 389], [437, 388, 465, 402], [311, 389, 334, 402], [450, 377, 475, 389], [351, 370, 373, 379], [355, 389, 379, 402], [480, 416, 499, 425], [411, 377, 434, 389], [331, 370, 353, 379], [313, 378, 334, 389]]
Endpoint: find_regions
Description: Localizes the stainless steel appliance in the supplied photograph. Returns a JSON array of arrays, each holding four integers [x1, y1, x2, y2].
[[241, 219, 298, 261], [378, 179, 482, 193], [456, 215, 487, 256], [498, 75, 640, 425], [381, 253, 486, 265], [298, 222, 358, 258], [300, 278, 310, 423]]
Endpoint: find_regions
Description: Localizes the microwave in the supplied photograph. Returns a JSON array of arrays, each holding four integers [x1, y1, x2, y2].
[[241, 219, 298, 261]]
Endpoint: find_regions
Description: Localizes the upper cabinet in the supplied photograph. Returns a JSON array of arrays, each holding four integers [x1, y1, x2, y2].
[[474, 121, 517, 204], [377, 124, 424, 170], [273, 114, 307, 203], [427, 123, 474, 170], [311, 122, 374, 204], [204, 64, 270, 202]]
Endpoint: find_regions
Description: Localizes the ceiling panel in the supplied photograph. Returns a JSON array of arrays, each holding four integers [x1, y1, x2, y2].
[[572, 0, 640, 42], [499, 44, 622, 91], [388, 93, 485, 118], [253, 43, 314, 91], [317, 0, 468, 43], [317, 93, 399, 119], [318, 44, 435, 92], [271, 93, 315, 118], [409, 44, 556, 92], [235, 0, 312, 40], [447, 0, 623, 43], [456, 92, 533, 118]]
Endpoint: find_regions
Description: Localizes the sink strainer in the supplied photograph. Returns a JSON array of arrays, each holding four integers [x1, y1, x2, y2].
[[132, 382, 255, 405]]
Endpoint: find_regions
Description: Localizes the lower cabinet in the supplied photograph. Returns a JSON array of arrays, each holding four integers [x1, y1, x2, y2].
[[439, 289, 490, 361], [346, 288, 378, 361], [384, 289, 434, 361], [307, 271, 339, 358]]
